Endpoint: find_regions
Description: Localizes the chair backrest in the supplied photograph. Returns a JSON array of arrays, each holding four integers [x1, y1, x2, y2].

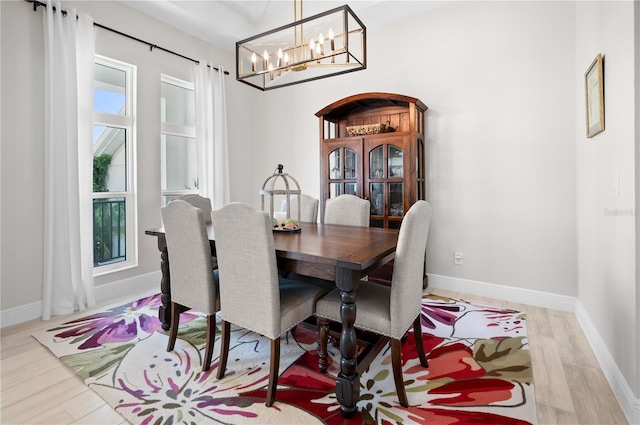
[[160, 200, 216, 315], [389, 200, 432, 337], [179, 194, 213, 223], [324, 194, 370, 227], [281, 194, 320, 223], [211, 202, 282, 339]]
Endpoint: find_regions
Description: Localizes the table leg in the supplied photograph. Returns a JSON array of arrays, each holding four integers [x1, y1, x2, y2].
[[156, 235, 171, 331], [335, 268, 360, 418]]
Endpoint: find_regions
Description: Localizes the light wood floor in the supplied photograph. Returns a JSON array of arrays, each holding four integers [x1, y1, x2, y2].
[[0, 289, 630, 424]]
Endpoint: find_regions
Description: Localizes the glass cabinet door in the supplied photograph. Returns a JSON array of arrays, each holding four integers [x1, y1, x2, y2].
[[369, 146, 384, 178], [327, 145, 359, 197], [388, 145, 403, 178], [370, 182, 384, 215], [388, 182, 404, 217], [329, 182, 342, 198], [345, 183, 358, 195], [329, 149, 341, 179], [345, 148, 357, 179]]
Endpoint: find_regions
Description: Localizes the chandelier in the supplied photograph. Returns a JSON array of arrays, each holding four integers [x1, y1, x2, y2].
[[236, 1, 366, 91]]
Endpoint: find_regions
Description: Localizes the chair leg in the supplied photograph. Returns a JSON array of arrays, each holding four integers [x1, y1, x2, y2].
[[216, 320, 231, 379], [413, 315, 428, 367], [202, 314, 216, 372], [390, 338, 408, 407], [317, 317, 329, 373], [265, 338, 280, 407], [166, 302, 180, 352]]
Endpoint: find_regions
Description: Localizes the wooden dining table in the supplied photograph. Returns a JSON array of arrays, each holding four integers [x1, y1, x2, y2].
[[145, 221, 399, 417]]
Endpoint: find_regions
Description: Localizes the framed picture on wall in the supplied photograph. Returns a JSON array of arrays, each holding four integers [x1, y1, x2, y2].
[[585, 53, 605, 138]]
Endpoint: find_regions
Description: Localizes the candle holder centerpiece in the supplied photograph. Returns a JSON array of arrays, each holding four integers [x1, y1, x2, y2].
[[260, 164, 302, 232]]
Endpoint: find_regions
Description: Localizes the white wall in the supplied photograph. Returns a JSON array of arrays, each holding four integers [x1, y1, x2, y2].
[[574, 0, 639, 405]]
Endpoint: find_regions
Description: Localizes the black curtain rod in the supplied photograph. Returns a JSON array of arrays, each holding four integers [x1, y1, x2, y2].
[[26, 0, 230, 75]]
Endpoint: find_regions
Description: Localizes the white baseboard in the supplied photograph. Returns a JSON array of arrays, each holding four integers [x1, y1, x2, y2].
[[0, 300, 42, 329], [0, 271, 161, 329], [575, 300, 640, 425], [427, 273, 639, 425], [427, 273, 576, 312]]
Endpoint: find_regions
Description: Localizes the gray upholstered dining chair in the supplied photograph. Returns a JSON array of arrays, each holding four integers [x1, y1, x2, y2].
[[211, 202, 328, 407], [160, 200, 220, 372], [324, 194, 370, 227], [315, 200, 432, 407], [179, 194, 218, 269], [179, 194, 213, 223], [281, 194, 320, 223]]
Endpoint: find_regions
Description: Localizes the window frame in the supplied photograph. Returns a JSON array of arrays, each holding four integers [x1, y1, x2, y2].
[[92, 55, 138, 276], [160, 74, 197, 205]]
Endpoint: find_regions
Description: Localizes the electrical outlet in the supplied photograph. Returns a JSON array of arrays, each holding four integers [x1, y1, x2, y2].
[[454, 251, 463, 265]]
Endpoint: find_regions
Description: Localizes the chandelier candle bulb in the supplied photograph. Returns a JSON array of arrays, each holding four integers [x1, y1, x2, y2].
[[309, 39, 315, 59], [328, 29, 335, 63], [251, 52, 257, 72], [318, 33, 325, 55], [263, 50, 269, 71]]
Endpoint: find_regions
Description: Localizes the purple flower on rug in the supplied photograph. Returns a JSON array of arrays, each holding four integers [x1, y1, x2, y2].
[[95, 332, 314, 424], [47, 294, 191, 350], [420, 297, 462, 330]]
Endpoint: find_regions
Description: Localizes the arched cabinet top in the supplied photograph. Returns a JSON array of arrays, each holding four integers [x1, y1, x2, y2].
[[315, 92, 427, 118]]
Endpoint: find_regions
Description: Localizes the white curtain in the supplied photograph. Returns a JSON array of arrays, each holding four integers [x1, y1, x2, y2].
[[193, 62, 230, 209], [42, 1, 96, 319]]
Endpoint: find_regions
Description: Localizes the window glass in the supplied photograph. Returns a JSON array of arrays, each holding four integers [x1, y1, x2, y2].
[[161, 81, 195, 127], [94, 63, 126, 115], [93, 197, 126, 266], [93, 125, 127, 192], [162, 134, 198, 191], [160, 75, 196, 204]]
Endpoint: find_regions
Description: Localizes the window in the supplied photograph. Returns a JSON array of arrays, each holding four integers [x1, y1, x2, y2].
[[92, 56, 137, 275], [160, 75, 196, 205]]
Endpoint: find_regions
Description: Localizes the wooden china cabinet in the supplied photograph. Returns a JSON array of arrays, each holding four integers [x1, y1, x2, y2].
[[316, 92, 428, 285]]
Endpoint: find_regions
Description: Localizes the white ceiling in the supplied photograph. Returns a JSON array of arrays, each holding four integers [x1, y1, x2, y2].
[[119, 1, 450, 52]]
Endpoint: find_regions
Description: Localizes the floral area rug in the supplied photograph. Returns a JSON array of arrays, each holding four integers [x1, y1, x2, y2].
[[32, 293, 536, 425]]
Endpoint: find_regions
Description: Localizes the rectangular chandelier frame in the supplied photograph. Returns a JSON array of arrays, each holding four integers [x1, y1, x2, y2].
[[236, 5, 366, 91]]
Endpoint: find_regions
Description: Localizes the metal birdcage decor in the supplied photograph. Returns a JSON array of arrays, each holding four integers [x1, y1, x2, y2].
[[260, 164, 302, 231]]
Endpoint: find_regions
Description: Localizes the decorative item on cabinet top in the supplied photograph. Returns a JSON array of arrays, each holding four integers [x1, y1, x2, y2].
[[346, 121, 394, 136]]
